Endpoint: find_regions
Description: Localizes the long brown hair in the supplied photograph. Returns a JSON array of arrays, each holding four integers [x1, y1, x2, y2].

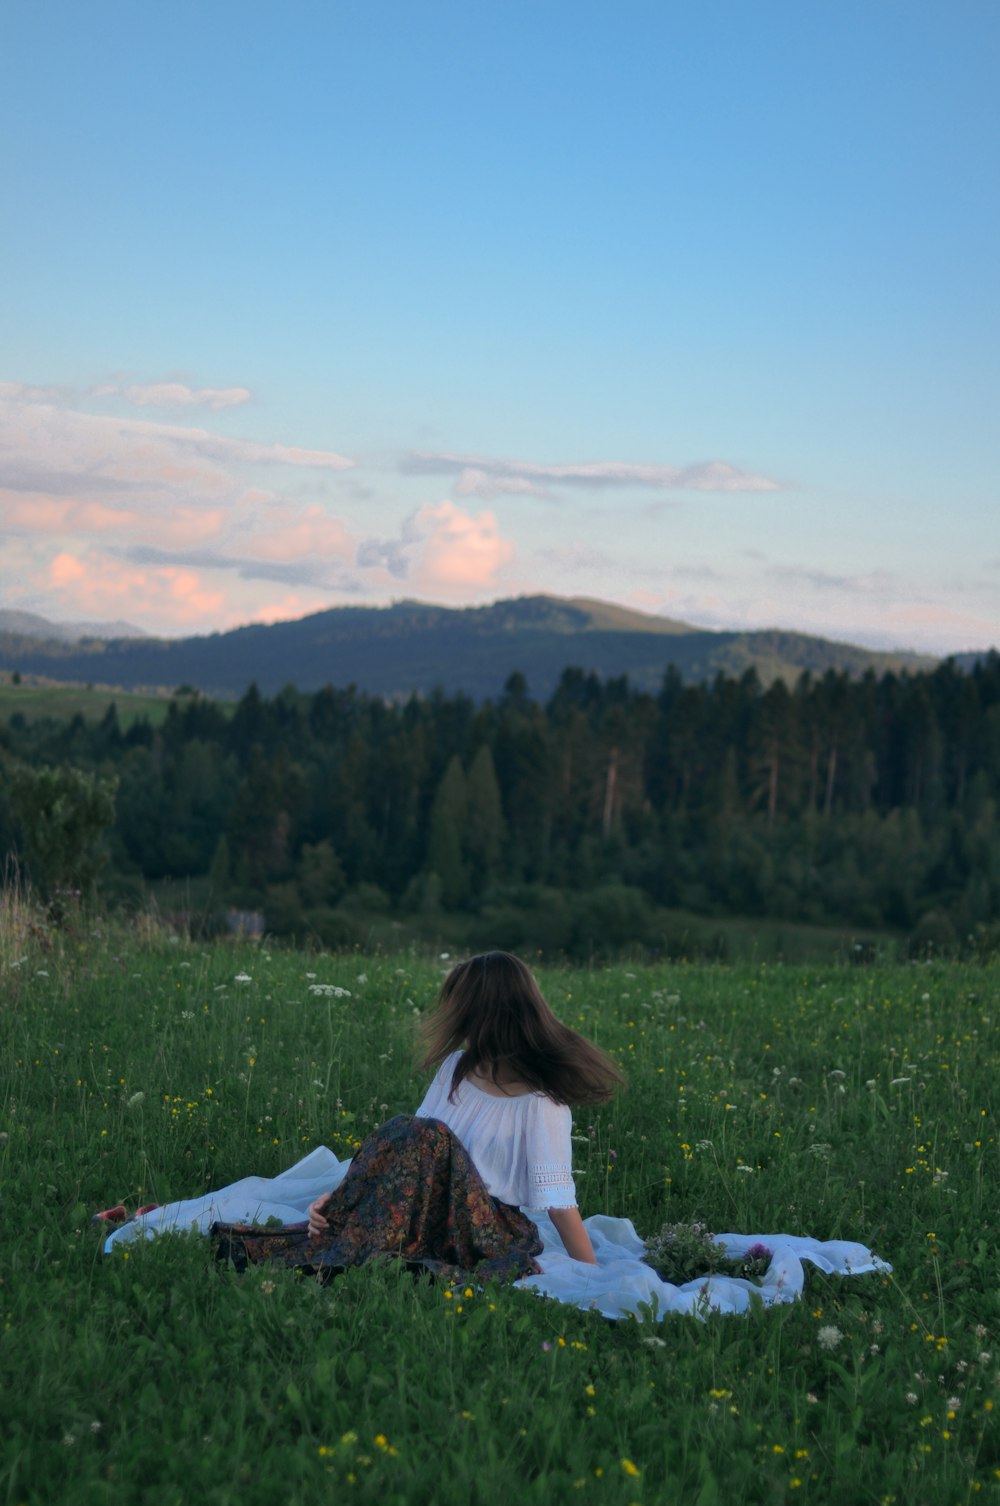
[[418, 951, 624, 1107]]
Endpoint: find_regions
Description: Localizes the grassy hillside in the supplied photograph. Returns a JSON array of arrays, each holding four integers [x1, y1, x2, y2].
[[0, 674, 216, 729]]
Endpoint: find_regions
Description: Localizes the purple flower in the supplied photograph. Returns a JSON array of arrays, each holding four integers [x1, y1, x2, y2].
[[745, 1243, 772, 1263]]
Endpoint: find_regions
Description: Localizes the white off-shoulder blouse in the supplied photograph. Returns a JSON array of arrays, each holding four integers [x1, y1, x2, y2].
[[415, 1052, 578, 1212]]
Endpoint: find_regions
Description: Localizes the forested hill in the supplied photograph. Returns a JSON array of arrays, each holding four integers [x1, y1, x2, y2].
[[0, 595, 936, 699], [3, 650, 999, 956]]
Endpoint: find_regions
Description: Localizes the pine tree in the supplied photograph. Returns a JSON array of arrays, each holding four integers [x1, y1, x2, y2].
[[425, 755, 468, 908], [464, 743, 505, 893]]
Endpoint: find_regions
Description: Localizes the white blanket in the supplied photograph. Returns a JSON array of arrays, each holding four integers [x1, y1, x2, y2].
[[104, 1146, 891, 1320]]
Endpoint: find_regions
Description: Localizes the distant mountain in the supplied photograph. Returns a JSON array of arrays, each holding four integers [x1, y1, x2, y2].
[[0, 609, 149, 642], [0, 594, 942, 701]]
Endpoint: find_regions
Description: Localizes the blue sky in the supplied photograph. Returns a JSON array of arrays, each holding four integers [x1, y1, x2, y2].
[[2, 0, 997, 652]]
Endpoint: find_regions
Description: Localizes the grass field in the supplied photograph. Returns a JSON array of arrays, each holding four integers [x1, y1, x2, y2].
[[0, 676, 223, 729], [1, 906, 996, 1505]]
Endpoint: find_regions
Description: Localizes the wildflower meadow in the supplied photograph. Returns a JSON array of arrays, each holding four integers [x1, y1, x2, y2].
[[1, 907, 996, 1505]]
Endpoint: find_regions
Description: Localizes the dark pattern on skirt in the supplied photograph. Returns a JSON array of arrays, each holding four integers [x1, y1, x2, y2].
[[212, 1115, 544, 1282]]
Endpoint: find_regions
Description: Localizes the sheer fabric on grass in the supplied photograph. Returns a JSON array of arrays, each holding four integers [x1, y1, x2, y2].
[[104, 1144, 890, 1319]]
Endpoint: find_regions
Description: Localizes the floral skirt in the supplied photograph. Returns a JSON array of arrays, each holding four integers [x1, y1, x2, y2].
[[211, 1115, 543, 1283]]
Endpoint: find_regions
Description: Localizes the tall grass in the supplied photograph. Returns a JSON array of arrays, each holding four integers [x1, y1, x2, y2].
[[1, 913, 996, 1504]]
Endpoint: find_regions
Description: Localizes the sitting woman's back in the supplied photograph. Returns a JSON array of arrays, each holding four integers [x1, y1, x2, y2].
[[214, 950, 624, 1279], [416, 1049, 578, 1212]]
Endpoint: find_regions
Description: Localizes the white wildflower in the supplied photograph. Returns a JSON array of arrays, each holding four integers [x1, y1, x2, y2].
[[234, 973, 252, 984], [947, 1396, 960, 1409], [126, 1091, 144, 1109], [695, 1139, 713, 1151], [817, 1325, 843, 1351], [735, 1164, 755, 1175], [828, 1069, 846, 1081], [356, 973, 368, 984], [979, 1352, 991, 1365], [890, 1077, 911, 1086], [308, 983, 351, 998], [905, 1391, 918, 1405], [641, 1336, 667, 1348]]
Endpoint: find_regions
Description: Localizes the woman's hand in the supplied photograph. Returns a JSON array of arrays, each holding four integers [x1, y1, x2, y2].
[[307, 1195, 331, 1241]]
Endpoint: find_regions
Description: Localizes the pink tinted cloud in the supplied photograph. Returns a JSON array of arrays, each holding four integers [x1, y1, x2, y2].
[[245, 505, 355, 563], [50, 552, 87, 586], [246, 593, 333, 626], [43, 549, 227, 629], [1, 489, 229, 548], [409, 501, 515, 592], [2, 494, 141, 534]]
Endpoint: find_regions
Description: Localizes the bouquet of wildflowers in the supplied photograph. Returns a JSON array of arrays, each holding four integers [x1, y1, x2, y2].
[[642, 1222, 772, 1285]]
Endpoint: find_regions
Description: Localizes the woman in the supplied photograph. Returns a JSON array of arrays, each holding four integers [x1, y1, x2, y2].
[[212, 951, 624, 1282], [104, 955, 890, 1317]]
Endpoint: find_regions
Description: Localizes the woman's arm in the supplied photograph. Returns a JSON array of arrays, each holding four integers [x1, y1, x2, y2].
[[548, 1206, 597, 1265]]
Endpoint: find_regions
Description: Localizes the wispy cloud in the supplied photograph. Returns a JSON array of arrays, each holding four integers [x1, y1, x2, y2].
[[400, 450, 781, 499], [120, 544, 361, 591], [113, 381, 253, 410], [762, 564, 897, 597], [0, 389, 353, 510]]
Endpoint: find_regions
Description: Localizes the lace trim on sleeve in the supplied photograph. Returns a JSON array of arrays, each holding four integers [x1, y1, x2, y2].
[[527, 1162, 577, 1210]]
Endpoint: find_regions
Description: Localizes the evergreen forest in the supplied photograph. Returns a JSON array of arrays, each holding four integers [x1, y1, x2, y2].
[[2, 654, 999, 959]]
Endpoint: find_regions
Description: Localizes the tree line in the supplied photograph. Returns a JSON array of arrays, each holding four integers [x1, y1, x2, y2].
[[2, 654, 999, 955]]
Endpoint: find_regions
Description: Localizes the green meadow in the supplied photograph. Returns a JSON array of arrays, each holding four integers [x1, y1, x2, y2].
[[0, 677, 189, 730], [1, 908, 996, 1505]]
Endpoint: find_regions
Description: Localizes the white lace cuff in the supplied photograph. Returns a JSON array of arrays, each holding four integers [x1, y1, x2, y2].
[[526, 1163, 577, 1211]]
